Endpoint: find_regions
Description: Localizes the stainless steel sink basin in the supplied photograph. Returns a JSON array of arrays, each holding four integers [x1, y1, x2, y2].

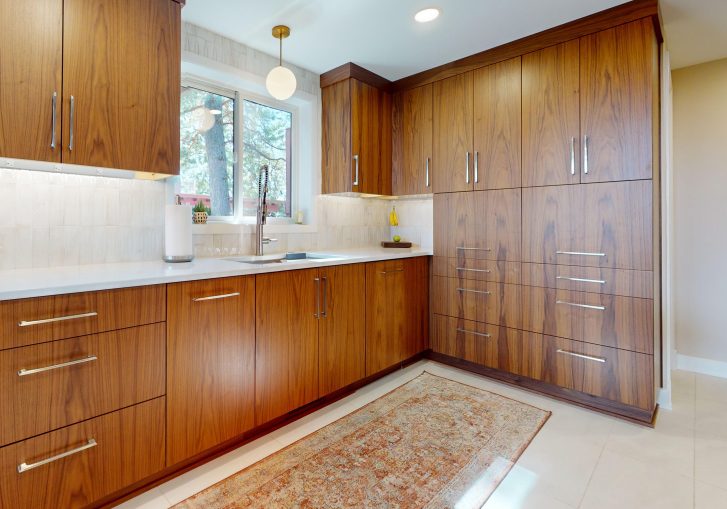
[[224, 252, 348, 265]]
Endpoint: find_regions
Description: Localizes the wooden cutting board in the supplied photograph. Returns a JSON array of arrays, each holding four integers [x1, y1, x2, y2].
[[381, 241, 412, 248]]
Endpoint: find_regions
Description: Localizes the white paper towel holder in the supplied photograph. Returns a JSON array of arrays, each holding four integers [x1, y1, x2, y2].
[[164, 196, 195, 263]]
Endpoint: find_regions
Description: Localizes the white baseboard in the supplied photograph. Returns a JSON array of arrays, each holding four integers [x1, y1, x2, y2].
[[676, 353, 727, 379]]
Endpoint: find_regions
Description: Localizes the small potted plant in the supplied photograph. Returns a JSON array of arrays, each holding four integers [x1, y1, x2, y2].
[[192, 200, 211, 224]]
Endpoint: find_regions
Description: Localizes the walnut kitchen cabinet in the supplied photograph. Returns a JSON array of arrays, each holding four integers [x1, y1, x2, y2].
[[166, 276, 256, 466], [321, 76, 392, 195], [365, 257, 429, 375], [0, 0, 181, 175], [392, 84, 433, 195]]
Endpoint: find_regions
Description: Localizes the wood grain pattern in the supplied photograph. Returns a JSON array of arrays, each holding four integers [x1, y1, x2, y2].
[[1, 285, 166, 351], [580, 19, 656, 183], [431, 276, 521, 330], [432, 256, 521, 285], [62, 0, 181, 175], [0, 0, 63, 162], [473, 57, 522, 190], [433, 191, 474, 258], [521, 263, 653, 299], [522, 181, 652, 270], [0, 398, 165, 509], [1, 323, 164, 448], [318, 264, 366, 397], [521, 285, 654, 354], [401, 256, 430, 359], [166, 277, 255, 466], [320, 62, 392, 91], [392, 84, 433, 195], [391, 0, 660, 92], [321, 80, 352, 194], [255, 269, 319, 425], [432, 72, 473, 193], [522, 40, 580, 187], [351, 79, 392, 195]]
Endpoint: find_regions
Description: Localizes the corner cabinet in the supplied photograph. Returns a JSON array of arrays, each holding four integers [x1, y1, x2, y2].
[[0, 0, 181, 175], [321, 74, 392, 195]]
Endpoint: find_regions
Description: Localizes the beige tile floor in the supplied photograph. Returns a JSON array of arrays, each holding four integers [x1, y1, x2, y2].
[[120, 361, 727, 509]]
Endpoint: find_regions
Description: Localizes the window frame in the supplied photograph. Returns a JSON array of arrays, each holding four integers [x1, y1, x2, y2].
[[180, 76, 299, 224]]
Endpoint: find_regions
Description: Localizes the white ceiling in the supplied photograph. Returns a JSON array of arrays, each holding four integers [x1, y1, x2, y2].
[[182, 0, 727, 80]]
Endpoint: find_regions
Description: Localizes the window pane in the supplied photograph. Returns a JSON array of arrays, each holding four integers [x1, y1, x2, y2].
[[179, 86, 235, 216], [241, 100, 292, 217]]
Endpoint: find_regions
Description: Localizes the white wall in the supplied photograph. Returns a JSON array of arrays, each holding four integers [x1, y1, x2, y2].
[[672, 58, 727, 367]]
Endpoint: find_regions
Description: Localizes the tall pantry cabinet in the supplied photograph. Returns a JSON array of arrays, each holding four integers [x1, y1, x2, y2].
[[431, 17, 661, 423]]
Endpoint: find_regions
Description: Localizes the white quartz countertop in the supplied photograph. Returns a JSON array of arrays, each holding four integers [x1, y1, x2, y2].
[[0, 247, 433, 301]]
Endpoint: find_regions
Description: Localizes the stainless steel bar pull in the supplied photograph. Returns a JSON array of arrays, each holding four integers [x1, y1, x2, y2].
[[380, 268, 404, 275], [352, 155, 359, 186], [465, 151, 470, 184], [18, 311, 98, 327], [320, 276, 328, 318], [556, 251, 606, 257], [556, 276, 606, 285], [456, 246, 491, 252], [425, 157, 430, 188], [456, 288, 491, 295], [556, 300, 606, 311], [570, 137, 575, 175], [51, 92, 57, 149], [69, 95, 75, 151], [192, 292, 240, 302], [314, 277, 321, 318], [474, 151, 479, 183], [456, 267, 491, 273], [18, 439, 97, 473], [18, 355, 97, 377], [583, 135, 589, 174], [456, 328, 491, 338], [556, 349, 606, 364]]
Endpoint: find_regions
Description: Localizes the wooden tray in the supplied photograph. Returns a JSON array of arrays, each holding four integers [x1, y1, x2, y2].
[[381, 241, 412, 248]]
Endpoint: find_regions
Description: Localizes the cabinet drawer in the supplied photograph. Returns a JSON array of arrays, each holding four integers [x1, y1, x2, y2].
[[432, 276, 521, 329], [521, 263, 653, 298], [431, 314, 527, 374], [0, 398, 165, 509], [1, 323, 165, 447], [432, 256, 521, 284], [521, 286, 653, 354], [0, 285, 166, 350], [525, 333, 654, 411]]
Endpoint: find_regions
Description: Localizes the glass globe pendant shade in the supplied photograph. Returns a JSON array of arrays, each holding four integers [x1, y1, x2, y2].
[[266, 65, 297, 100]]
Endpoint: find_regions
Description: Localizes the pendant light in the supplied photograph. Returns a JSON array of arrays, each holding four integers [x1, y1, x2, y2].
[[266, 25, 297, 100]]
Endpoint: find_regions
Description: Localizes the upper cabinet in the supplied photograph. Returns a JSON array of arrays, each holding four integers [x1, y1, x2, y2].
[[392, 84, 433, 195], [0, 0, 181, 175], [523, 19, 657, 186], [321, 68, 392, 195]]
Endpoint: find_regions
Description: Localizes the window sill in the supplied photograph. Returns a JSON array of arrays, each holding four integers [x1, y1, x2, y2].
[[191, 222, 317, 235]]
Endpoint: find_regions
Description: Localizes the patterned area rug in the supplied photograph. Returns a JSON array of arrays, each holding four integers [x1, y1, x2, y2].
[[175, 372, 550, 509]]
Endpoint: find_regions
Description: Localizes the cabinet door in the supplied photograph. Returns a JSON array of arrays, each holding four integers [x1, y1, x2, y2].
[[256, 269, 319, 425], [392, 84, 433, 195], [433, 191, 476, 259], [433, 72, 473, 193], [522, 40, 580, 187], [166, 277, 255, 465], [401, 256, 429, 360], [351, 79, 392, 195], [322, 80, 352, 193], [62, 0, 181, 174], [474, 189, 521, 261], [580, 19, 657, 183], [365, 260, 406, 375], [0, 0, 62, 162], [473, 57, 522, 190], [318, 264, 366, 396]]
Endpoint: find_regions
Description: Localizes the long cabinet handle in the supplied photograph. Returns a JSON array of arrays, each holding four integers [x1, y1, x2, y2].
[[69, 95, 75, 151], [352, 154, 359, 186], [465, 151, 470, 184], [556, 251, 606, 257], [425, 157, 430, 188], [474, 151, 479, 183], [18, 311, 97, 327], [556, 276, 606, 285], [556, 300, 606, 311], [17, 438, 97, 474], [380, 269, 404, 275], [457, 288, 491, 295], [320, 276, 328, 318], [583, 135, 589, 174], [18, 355, 97, 377], [556, 349, 606, 364], [456, 328, 491, 338], [456, 267, 491, 273], [570, 136, 575, 175], [314, 277, 321, 318], [192, 292, 239, 302], [457, 246, 491, 252], [50, 92, 57, 149]]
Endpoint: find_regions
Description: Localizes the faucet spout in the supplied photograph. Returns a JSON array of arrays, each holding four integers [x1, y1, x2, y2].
[[256, 165, 270, 256]]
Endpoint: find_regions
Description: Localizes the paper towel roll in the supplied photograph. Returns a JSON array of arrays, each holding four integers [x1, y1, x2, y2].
[[164, 204, 194, 262]]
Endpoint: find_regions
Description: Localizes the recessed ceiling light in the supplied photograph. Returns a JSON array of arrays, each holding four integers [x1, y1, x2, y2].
[[415, 8, 440, 23]]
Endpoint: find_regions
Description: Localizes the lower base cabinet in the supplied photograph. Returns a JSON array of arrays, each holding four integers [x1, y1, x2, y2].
[[0, 398, 165, 509]]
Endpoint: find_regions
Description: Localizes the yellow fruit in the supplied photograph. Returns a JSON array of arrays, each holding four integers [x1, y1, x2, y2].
[[389, 206, 399, 226]]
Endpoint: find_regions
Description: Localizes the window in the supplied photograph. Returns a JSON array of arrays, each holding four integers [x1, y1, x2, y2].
[[179, 83, 294, 220]]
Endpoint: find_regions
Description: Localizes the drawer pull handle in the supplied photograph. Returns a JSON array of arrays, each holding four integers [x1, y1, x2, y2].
[[18, 312, 98, 327], [556, 251, 606, 257], [556, 300, 606, 311], [457, 247, 491, 252], [192, 292, 240, 302], [556, 276, 606, 285], [556, 349, 606, 364], [456, 328, 491, 338], [17, 438, 97, 473], [380, 269, 404, 275], [457, 288, 491, 295], [17, 355, 97, 377], [456, 268, 491, 273]]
